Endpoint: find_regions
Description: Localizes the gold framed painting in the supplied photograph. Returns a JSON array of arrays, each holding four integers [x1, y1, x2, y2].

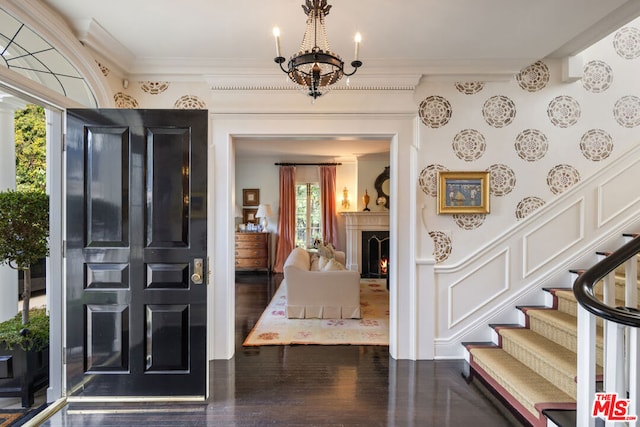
[[242, 188, 260, 206], [437, 171, 490, 214]]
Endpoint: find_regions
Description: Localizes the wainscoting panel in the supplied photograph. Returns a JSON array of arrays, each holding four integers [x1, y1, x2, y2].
[[597, 161, 640, 228], [448, 249, 509, 328], [522, 199, 585, 278], [433, 143, 640, 359]]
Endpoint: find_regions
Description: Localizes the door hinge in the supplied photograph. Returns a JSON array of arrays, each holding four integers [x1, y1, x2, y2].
[[62, 240, 67, 258], [62, 347, 67, 364], [62, 133, 66, 152]]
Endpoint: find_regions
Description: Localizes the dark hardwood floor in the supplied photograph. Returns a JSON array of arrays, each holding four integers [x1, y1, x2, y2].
[[41, 272, 521, 426]]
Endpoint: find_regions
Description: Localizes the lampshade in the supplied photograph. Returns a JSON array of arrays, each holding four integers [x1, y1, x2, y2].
[[235, 204, 242, 217], [256, 204, 273, 230], [256, 204, 273, 218]]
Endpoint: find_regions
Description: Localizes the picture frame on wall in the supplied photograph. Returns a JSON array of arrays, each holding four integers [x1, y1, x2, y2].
[[243, 208, 258, 224], [243, 188, 260, 206], [437, 171, 490, 214]]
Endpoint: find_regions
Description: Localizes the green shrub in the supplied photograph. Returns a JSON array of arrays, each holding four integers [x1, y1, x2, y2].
[[0, 190, 49, 325], [0, 307, 49, 352]]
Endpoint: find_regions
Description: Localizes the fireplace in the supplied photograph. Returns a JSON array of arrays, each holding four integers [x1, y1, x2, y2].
[[361, 231, 389, 278], [341, 211, 389, 275]]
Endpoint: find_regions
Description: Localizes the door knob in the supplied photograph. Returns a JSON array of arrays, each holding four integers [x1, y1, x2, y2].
[[192, 258, 204, 284]]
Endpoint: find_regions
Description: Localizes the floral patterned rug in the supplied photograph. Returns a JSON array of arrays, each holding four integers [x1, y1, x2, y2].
[[243, 279, 389, 346], [0, 410, 25, 427]]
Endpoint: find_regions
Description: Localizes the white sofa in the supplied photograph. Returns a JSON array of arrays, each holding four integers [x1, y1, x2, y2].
[[283, 247, 361, 319]]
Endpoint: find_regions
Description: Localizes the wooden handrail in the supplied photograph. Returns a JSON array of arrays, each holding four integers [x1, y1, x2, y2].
[[573, 234, 640, 327]]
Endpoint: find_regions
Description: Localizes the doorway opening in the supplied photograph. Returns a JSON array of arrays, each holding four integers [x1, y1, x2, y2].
[[232, 136, 392, 349]]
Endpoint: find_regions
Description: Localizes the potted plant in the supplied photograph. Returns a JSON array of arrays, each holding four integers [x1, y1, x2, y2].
[[0, 190, 49, 407]]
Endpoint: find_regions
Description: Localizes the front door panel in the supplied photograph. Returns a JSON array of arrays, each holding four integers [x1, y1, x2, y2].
[[66, 109, 207, 398]]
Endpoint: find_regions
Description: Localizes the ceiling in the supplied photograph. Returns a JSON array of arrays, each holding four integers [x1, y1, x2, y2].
[[40, 0, 640, 79]]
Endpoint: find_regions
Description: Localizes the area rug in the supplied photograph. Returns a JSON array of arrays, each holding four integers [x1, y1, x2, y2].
[[0, 410, 25, 427], [243, 278, 389, 346]]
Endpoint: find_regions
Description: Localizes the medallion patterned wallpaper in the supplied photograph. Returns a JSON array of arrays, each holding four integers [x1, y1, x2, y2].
[[419, 20, 640, 263], [111, 80, 209, 110], [98, 18, 640, 266]]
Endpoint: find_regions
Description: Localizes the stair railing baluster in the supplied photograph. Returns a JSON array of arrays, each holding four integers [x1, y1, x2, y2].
[[576, 305, 598, 427], [626, 257, 638, 308], [629, 328, 640, 426], [574, 234, 640, 427]]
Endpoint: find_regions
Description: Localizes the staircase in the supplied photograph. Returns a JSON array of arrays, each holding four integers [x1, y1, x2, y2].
[[463, 234, 640, 427]]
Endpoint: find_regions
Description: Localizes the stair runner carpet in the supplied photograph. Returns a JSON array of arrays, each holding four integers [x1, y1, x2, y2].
[[464, 253, 639, 427]]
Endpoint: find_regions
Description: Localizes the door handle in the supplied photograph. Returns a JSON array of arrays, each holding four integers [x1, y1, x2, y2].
[[191, 258, 204, 284]]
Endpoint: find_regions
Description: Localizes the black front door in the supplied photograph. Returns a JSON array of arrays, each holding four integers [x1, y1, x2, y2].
[[65, 109, 208, 398]]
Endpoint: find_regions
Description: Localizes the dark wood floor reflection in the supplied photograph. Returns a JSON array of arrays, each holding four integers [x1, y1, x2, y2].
[[41, 273, 520, 426]]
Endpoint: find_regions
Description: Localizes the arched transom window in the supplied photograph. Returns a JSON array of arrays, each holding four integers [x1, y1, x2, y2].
[[0, 7, 97, 107]]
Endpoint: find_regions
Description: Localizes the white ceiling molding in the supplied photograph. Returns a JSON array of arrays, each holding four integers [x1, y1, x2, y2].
[[70, 18, 135, 78], [561, 55, 584, 83], [204, 73, 422, 92], [549, 0, 640, 58], [128, 57, 535, 83]]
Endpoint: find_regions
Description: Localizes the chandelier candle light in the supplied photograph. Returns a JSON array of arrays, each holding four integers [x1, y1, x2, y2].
[[273, 0, 363, 99]]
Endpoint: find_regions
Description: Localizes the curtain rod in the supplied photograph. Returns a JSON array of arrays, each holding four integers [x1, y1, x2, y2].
[[274, 162, 342, 166]]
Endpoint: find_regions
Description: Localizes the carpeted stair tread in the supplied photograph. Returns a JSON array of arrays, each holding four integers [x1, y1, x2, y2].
[[554, 289, 631, 317], [499, 329, 576, 378], [469, 347, 574, 420], [498, 328, 603, 398], [526, 308, 604, 347]]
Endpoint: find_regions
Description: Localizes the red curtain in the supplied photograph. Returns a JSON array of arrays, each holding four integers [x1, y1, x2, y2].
[[320, 166, 339, 248], [273, 166, 296, 273]]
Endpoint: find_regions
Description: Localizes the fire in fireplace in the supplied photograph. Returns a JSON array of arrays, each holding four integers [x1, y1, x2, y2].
[[380, 257, 388, 275], [361, 231, 390, 278]]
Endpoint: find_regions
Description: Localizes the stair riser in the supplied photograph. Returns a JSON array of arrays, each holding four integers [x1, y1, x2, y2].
[[556, 295, 577, 317]]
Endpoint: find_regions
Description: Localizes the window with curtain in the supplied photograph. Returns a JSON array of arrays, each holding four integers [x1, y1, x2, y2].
[[295, 183, 322, 248]]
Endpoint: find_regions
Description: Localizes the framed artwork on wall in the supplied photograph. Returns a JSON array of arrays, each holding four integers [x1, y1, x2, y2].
[[243, 188, 260, 206], [243, 208, 258, 224], [437, 171, 490, 214]]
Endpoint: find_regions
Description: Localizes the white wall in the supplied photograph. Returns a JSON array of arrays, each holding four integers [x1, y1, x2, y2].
[[357, 154, 390, 212]]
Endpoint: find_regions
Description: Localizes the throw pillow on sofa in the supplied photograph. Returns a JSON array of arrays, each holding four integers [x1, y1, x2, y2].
[[318, 255, 330, 270], [322, 258, 346, 271], [317, 243, 335, 259], [309, 252, 320, 271]]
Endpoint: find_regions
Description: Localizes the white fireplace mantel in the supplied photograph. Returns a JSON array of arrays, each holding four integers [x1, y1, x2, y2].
[[341, 211, 390, 273]]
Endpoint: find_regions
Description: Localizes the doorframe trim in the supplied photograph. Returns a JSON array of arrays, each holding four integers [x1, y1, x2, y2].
[[210, 112, 419, 360]]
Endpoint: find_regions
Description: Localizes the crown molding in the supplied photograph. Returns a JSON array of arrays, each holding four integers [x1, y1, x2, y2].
[[69, 18, 136, 78], [549, 0, 640, 58], [128, 57, 535, 88], [204, 73, 422, 92]]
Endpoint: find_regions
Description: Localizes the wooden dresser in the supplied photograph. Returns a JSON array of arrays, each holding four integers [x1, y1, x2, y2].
[[235, 232, 270, 272]]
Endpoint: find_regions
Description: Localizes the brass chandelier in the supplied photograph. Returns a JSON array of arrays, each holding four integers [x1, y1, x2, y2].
[[273, 0, 363, 99]]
